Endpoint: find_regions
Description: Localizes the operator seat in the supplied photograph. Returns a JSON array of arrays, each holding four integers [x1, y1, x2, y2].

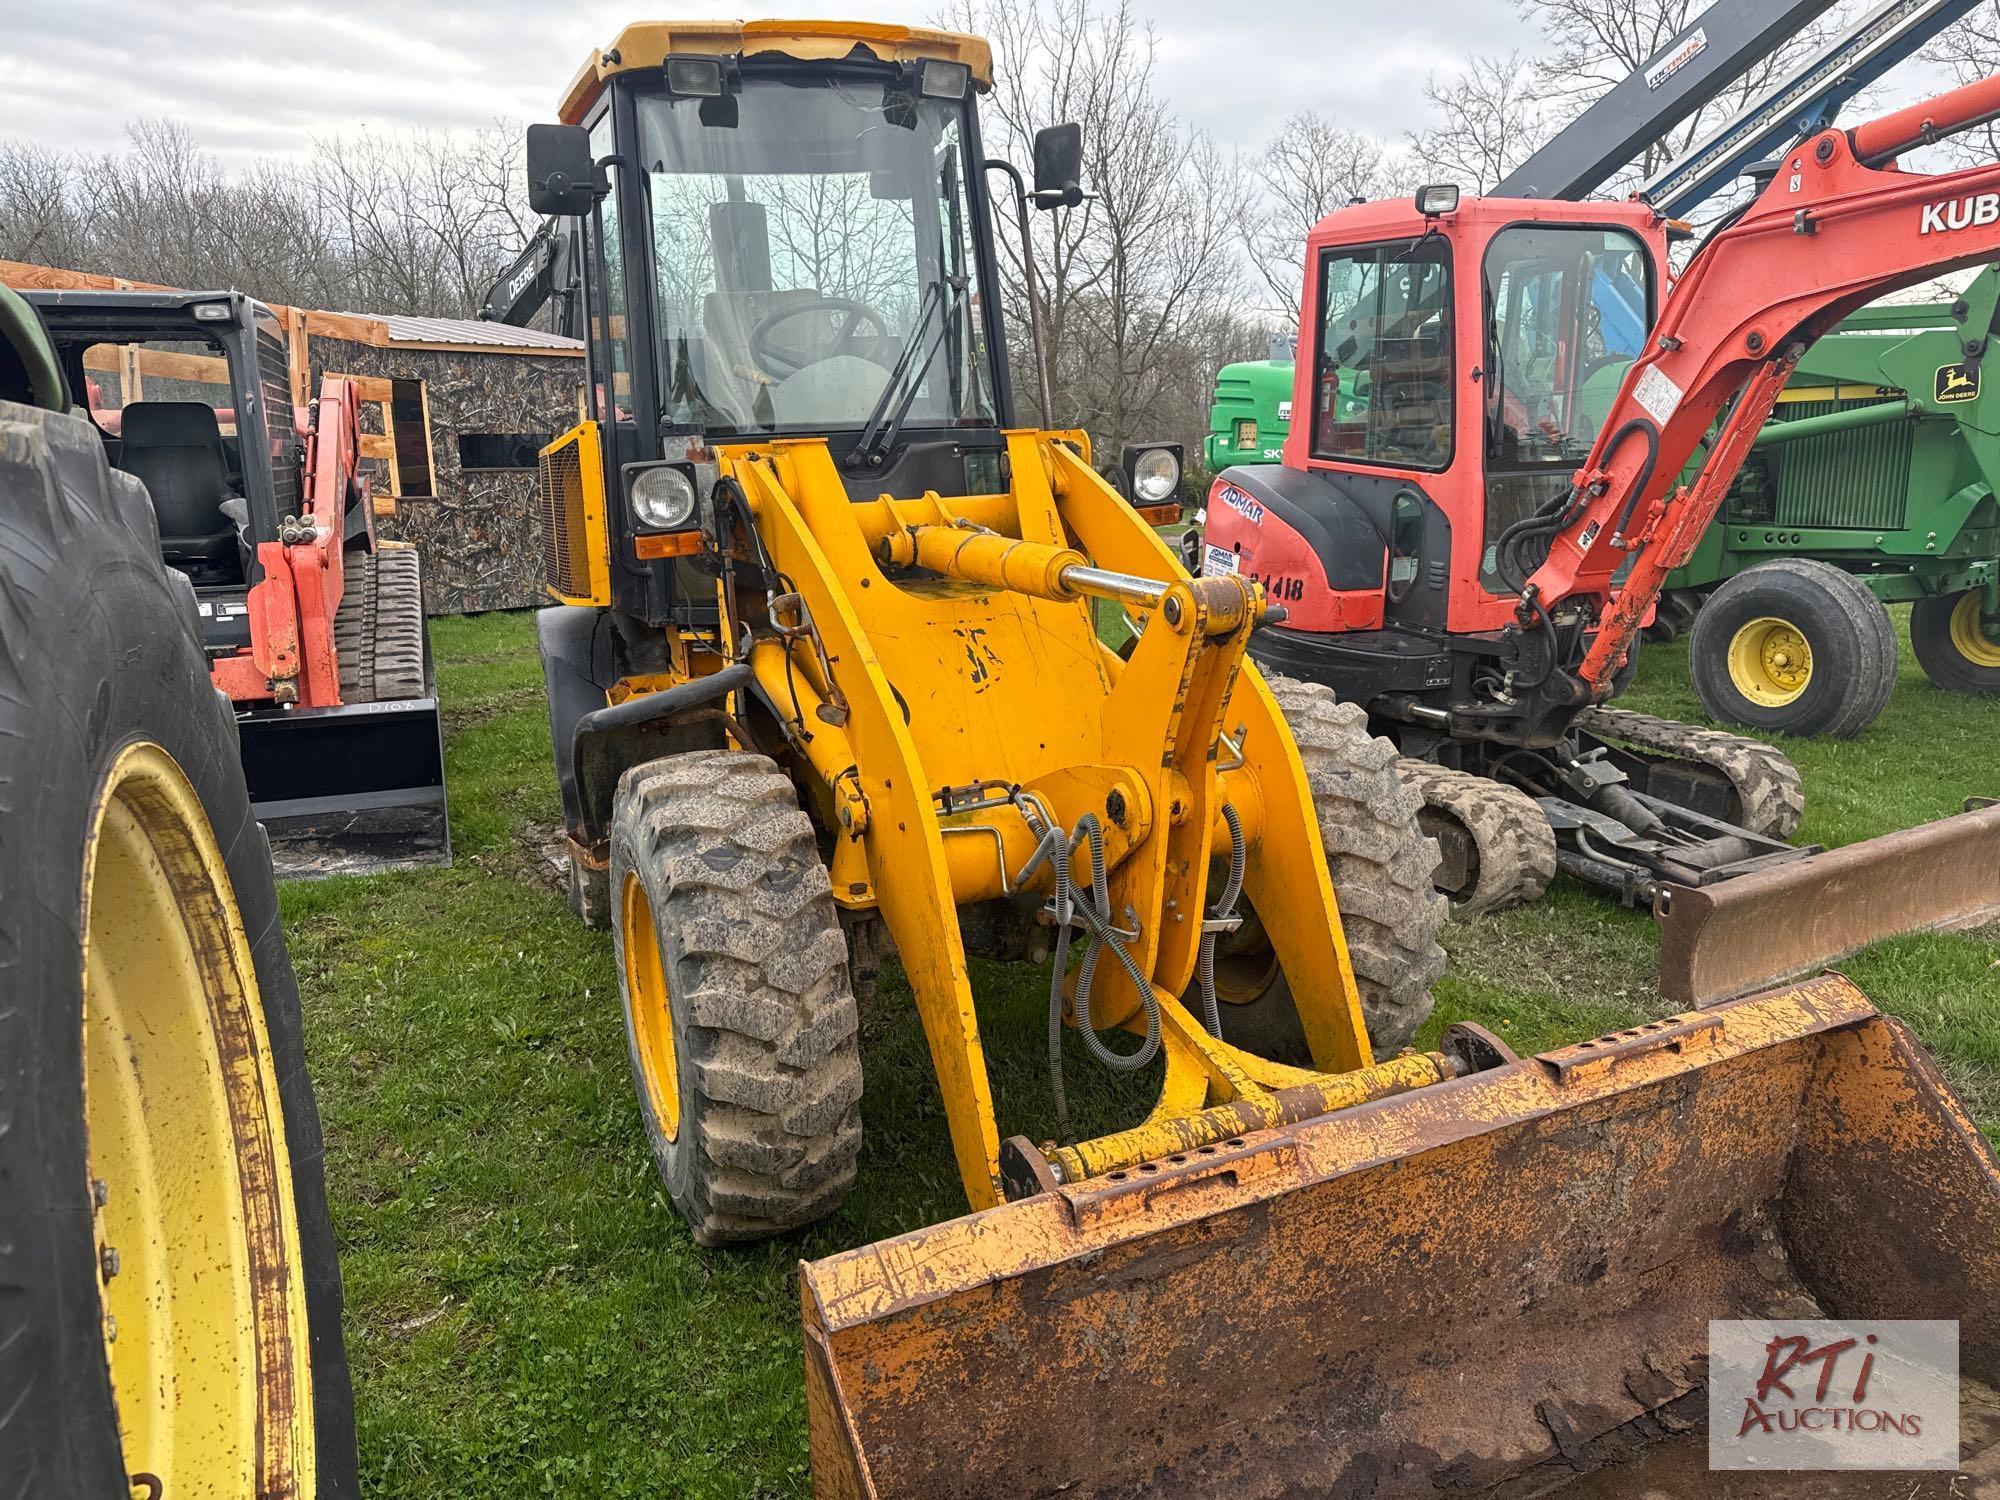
[[120, 401, 243, 581]]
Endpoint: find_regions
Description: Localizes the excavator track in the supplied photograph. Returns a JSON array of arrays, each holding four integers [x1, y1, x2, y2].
[[1574, 706, 1804, 841], [1396, 759, 1556, 916]]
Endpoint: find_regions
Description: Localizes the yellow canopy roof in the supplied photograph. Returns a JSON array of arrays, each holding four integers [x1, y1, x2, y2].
[[560, 19, 994, 123]]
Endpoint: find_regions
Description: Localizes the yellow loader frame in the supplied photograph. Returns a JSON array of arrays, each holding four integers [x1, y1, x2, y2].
[[557, 419, 1457, 1209]]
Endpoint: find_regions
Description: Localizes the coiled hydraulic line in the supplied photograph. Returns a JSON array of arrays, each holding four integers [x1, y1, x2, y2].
[[1015, 798, 1161, 1136]]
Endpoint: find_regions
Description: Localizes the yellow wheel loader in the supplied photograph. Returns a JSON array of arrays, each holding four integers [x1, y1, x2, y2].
[[520, 22, 1998, 1495]]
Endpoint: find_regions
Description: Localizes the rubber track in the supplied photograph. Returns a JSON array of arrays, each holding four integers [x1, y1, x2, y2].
[[369, 548, 427, 700], [1267, 676, 1447, 1052], [1575, 706, 1805, 841], [616, 750, 862, 1244], [1396, 759, 1556, 916], [333, 552, 375, 697]]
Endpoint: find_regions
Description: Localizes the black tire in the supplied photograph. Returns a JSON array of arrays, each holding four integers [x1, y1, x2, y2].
[[1687, 559, 1896, 738], [335, 545, 428, 702], [610, 748, 863, 1245], [0, 403, 354, 1496], [1911, 588, 2000, 695], [1242, 677, 1447, 1056]]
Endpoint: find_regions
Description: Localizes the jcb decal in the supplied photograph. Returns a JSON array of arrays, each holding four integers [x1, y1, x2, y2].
[[1937, 363, 1981, 404], [1920, 193, 2000, 234]]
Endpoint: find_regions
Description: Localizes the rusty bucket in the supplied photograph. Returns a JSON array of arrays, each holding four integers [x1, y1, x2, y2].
[[800, 976, 1999, 1498]]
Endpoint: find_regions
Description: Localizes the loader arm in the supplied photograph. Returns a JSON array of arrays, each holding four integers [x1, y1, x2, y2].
[[1524, 71, 2000, 694]]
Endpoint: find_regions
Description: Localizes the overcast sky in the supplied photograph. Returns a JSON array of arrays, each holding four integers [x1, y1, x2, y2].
[[0, 1, 1539, 164]]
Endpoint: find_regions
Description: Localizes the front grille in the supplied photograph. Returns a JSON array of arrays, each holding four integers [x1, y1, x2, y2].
[[1770, 399, 1913, 533], [538, 435, 592, 600]]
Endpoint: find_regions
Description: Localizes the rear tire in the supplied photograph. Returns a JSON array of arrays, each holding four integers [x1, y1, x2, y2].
[[1262, 677, 1447, 1053], [0, 402, 354, 1497], [1911, 588, 2000, 695], [610, 749, 863, 1245], [1688, 559, 1895, 738]]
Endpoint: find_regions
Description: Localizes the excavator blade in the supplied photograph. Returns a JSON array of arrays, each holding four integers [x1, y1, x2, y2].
[[1655, 800, 2000, 1007], [800, 976, 1999, 1499]]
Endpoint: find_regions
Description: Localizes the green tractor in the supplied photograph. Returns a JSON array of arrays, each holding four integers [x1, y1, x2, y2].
[[1202, 340, 1299, 470], [1658, 266, 2000, 737]]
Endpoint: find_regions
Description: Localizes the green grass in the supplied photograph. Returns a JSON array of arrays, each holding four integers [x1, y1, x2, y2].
[[288, 606, 1999, 1496]]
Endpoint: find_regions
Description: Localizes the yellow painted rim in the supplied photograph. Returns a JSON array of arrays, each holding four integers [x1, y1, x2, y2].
[[621, 873, 682, 1143], [1726, 615, 1814, 707], [81, 742, 314, 1497], [1948, 591, 2000, 667]]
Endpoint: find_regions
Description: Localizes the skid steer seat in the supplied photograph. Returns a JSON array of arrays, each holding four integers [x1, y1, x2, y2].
[[120, 401, 243, 580]]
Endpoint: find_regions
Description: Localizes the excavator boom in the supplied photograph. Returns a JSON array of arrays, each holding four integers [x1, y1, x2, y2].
[[1529, 71, 2000, 691]]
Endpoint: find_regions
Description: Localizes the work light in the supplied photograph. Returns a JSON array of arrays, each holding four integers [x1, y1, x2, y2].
[[1129, 446, 1181, 504], [630, 464, 698, 529], [192, 301, 232, 321], [919, 59, 972, 99], [664, 55, 725, 98], [1415, 183, 1460, 217]]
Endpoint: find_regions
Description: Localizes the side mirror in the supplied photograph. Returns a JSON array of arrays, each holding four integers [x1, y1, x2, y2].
[[1031, 123, 1084, 210], [526, 124, 601, 217]]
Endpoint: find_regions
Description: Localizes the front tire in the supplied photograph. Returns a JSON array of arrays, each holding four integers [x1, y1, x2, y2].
[[1255, 677, 1448, 1054], [1911, 587, 2000, 695], [0, 402, 354, 1497], [1688, 559, 1896, 738], [610, 749, 863, 1245]]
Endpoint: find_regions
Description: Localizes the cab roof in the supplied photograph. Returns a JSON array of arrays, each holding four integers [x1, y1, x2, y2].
[[560, 19, 994, 124]]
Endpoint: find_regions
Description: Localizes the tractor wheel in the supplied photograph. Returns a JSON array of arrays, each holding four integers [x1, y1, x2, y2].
[[0, 403, 354, 1497], [1911, 588, 2000, 695], [336, 545, 429, 703], [610, 748, 863, 1245], [1687, 559, 1896, 738], [1235, 677, 1446, 1056]]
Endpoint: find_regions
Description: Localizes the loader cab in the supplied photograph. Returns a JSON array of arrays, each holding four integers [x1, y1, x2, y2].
[[26, 290, 303, 655], [1216, 196, 1664, 650], [528, 24, 1036, 629]]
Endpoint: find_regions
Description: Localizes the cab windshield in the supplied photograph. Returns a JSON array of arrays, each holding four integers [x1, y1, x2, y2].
[[637, 76, 998, 437]]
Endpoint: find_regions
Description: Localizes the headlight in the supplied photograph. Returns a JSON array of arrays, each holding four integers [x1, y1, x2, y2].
[[1131, 448, 1180, 503], [630, 465, 697, 529]]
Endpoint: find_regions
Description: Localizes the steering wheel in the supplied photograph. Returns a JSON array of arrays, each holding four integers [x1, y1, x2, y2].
[[748, 298, 892, 379]]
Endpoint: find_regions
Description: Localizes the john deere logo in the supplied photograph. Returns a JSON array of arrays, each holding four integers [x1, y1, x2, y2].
[[1937, 364, 1980, 403]]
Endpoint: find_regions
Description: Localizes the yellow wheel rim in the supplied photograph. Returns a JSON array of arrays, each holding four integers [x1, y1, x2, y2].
[[1948, 591, 2000, 667], [81, 743, 314, 1498], [621, 874, 681, 1143], [1726, 616, 1814, 707]]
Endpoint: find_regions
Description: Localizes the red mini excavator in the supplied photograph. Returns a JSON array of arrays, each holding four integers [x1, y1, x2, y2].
[[1198, 74, 2000, 1003], [24, 289, 448, 874]]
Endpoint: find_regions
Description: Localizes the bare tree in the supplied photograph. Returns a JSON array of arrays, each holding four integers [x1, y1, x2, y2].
[[953, 0, 1255, 456], [1241, 113, 1395, 324], [1408, 51, 1549, 193]]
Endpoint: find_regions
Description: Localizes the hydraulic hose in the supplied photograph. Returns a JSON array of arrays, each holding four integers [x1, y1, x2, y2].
[[1195, 803, 1247, 1039]]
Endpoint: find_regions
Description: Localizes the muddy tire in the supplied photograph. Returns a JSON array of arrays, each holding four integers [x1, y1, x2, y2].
[[1576, 705, 1805, 841], [1262, 677, 1447, 1053], [610, 749, 862, 1245], [1397, 759, 1555, 916], [1911, 587, 2000, 695], [335, 546, 428, 703], [0, 402, 355, 1497], [1688, 559, 1895, 738]]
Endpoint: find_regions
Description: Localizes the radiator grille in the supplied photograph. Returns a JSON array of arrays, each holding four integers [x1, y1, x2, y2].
[[538, 433, 595, 601], [1770, 399, 1913, 532]]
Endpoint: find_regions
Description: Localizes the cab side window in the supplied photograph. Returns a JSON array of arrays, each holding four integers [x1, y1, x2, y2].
[[1309, 237, 1454, 471]]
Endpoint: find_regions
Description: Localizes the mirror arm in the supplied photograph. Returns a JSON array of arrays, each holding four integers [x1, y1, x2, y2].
[[984, 158, 1052, 425]]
